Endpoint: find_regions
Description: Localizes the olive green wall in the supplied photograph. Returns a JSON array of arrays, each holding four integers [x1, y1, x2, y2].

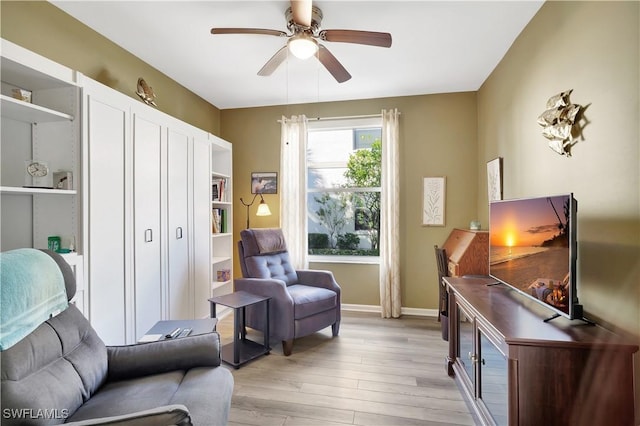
[[0, 1, 220, 134], [477, 1, 639, 417], [2, 0, 638, 417], [221, 93, 478, 308]]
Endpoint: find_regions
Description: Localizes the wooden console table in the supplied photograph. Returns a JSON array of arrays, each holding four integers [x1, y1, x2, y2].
[[444, 276, 638, 426]]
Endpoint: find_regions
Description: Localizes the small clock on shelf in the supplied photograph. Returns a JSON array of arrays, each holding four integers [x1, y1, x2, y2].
[[24, 160, 53, 188]]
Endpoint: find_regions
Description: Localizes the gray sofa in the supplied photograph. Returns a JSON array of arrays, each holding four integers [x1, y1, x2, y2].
[[0, 249, 233, 425]]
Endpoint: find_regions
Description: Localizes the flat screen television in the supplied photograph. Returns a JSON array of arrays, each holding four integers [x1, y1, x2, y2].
[[489, 194, 582, 321]]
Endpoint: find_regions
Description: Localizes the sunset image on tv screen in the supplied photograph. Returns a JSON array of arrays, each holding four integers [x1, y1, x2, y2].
[[490, 195, 571, 314]]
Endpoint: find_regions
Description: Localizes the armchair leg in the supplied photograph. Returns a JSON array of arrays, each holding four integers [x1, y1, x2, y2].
[[282, 339, 293, 356], [332, 321, 340, 337]]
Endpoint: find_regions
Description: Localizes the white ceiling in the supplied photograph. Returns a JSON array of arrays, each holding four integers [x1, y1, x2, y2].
[[50, 1, 544, 110]]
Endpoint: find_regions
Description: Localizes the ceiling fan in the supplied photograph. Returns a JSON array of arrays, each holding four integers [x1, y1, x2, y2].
[[210, 0, 392, 83]]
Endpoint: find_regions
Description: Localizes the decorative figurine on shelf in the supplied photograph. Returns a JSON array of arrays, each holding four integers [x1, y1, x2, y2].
[[537, 90, 583, 157], [136, 77, 157, 107]]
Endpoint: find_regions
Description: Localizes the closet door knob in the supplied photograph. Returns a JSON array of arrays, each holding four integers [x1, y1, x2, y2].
[[144, 229, 153, 242], [176, 227, 183, 239]]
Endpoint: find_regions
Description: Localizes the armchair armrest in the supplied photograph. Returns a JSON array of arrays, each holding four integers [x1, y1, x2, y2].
[[65, 405, 191, 426], [234, 277, 295, 340], [234, 277, 293, 303], [296, 269, 341, 295], [106, 332, 221, 382]]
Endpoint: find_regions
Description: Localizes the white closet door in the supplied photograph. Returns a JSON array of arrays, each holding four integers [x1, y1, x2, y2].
[[192, 136, 211, 318], [167, 129, 192, 319], [86, 93, 128, 345], [132, 113, 163, 340]]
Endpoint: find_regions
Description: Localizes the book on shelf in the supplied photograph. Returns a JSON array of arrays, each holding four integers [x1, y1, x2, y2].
[[212, 208, 220, 233], [212, 208, 227, 234], [212, 177, 229, 202]]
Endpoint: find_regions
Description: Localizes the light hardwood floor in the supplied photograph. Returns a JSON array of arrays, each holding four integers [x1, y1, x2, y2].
[[216, 311, 474, 426]]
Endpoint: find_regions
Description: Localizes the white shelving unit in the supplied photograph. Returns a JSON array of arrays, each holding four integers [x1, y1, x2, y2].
[[0, 94, 75, 122], [1, 39, 81, 250], [210, 135, 234, 310], [1, 38, 85, 314]]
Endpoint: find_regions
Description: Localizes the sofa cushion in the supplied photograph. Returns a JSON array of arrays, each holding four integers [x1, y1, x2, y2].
[[67, 371, 184, 422], [288, 285, 337, 319], [67, 367, 234, 425], [107, 333, 221, 382], [169, 367, 234, 425], [1, 305, 107, 424], [65, 405, 191, 425]]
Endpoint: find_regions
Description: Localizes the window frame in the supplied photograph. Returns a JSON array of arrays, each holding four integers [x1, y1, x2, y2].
[[306, 116, 383, 264]]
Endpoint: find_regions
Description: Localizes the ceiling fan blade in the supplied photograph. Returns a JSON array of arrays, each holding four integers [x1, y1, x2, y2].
[[211, 28, 288, 37], [258, 46, 289, 76], [290, 0, 312, 27], [319, 29, 392, 48], [317, 45, 351, 83]]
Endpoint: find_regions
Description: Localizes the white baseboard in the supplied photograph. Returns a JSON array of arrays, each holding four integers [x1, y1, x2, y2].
[[341, 303, 437, 318]]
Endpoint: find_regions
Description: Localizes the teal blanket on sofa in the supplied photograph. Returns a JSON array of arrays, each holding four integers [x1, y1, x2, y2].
[[0, 248, 67, 350]]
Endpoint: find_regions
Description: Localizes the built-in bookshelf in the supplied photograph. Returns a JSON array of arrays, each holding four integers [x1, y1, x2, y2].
[[210, 135, 233, 304], [0, 38, 85, 314]]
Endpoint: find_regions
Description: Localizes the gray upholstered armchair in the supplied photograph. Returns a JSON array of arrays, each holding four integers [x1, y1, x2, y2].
[[236, 228, 341, 356], [0, 248, 233, 425]]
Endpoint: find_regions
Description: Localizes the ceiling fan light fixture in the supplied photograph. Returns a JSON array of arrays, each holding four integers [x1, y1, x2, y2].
[[288, 34, 318, 59]]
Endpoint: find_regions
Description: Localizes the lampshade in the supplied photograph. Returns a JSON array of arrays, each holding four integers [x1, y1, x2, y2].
[[288, 34, 318, 59], [256, 200, 272, 216]]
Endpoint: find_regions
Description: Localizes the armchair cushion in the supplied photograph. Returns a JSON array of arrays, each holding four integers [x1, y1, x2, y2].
[[241, 228, 287, 255], [243, 252, 298, 285], [288, 285, 338, 319]]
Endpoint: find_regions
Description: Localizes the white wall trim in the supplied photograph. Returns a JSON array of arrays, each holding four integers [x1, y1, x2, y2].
[[342, 303, 437, 318]]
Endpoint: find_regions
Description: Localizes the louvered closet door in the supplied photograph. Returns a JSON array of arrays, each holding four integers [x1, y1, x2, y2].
[[132, 113, 163, 340], [167, 129, 192, 319]]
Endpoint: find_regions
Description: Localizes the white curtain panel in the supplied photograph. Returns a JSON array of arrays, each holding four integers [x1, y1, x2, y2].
[[380, 108, 401, 318], [280, 115, 309, 269]]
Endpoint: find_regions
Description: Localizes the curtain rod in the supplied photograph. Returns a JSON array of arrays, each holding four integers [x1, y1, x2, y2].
[[278, 112, 399, 123]]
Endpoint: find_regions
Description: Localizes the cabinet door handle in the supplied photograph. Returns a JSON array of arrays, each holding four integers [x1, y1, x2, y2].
[[176, 226, 183, 239], [144, 229, 153, 242]]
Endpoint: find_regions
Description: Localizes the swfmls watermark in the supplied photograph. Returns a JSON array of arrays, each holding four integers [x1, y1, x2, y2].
[[2, 408, 69, 420]]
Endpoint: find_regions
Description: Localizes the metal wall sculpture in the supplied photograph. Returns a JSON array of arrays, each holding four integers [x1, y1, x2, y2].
[[537, 90, 582, 156]]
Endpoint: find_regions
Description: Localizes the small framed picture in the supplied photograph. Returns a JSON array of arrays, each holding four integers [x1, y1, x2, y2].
[[251, 172, 277, 194], [487, 157, 503, 203], [422, 176, 446, 226]]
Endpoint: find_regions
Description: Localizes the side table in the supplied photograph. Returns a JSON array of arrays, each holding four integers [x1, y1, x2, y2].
[[209, 291, 270, 368]]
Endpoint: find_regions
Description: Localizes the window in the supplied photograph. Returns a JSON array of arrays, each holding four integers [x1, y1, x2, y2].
[[307, 117, 382, 261]]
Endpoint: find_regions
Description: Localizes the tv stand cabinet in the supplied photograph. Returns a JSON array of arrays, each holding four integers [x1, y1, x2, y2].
[[444, 276, 638, 426]]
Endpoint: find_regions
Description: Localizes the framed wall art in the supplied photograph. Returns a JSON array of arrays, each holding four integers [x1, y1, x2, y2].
[[422, 176, 446, 226], [487, 157, 503, 202], [251, 172, 278, 194]]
